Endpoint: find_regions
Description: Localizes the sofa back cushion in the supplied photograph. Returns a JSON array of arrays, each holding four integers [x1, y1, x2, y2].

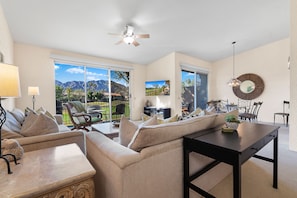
[[128, 114, 217, 151], [119, 116, 158, 147]]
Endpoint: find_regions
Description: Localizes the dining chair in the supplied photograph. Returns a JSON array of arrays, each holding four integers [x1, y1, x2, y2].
[[239, 102, 263, 121], [274, 100, 290, 126]]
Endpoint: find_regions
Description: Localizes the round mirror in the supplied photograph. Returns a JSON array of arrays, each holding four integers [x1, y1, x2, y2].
[[240, 80, 255, 93], [233, 73, 264, 100]]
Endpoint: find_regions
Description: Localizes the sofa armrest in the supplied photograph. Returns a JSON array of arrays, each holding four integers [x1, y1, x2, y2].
[[16, 131, 86, 154], [86, 132, 141, 169]]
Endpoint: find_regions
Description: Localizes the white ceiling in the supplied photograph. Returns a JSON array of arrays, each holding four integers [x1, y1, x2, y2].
[[0, 0, 289, 65]]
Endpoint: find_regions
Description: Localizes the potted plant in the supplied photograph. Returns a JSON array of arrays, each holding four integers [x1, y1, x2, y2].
[[225, 114, 240, 130]]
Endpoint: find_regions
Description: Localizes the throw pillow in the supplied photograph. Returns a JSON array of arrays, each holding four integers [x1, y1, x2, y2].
[[36, 107, 56, 121], [157, 114, 178, 124], [119, 115, 158, 147], [20, 112, 59, 137], [128, 114, 217, 151], [3, 111, 22, 132], [9, 108, 25, 125], [24, 107, 37, 116], [188, 108, 203, 117], [141, 113, 152, 121]]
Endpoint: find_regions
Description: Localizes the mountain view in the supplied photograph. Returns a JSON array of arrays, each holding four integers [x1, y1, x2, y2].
[[55, 80, 128, 94]]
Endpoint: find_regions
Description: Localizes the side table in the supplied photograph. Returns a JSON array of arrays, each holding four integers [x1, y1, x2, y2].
[[184, 122, 279, 198], [0, 143, 96, 198]]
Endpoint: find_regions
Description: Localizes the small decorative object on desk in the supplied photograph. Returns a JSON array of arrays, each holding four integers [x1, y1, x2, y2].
[[113, 121, 120, 127], [222, 114, 240, 132]]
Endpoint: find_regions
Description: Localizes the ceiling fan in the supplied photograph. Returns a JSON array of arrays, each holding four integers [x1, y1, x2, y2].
[[109, 25, 150, 47]]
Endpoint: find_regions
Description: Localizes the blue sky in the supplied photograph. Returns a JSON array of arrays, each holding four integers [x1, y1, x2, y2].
[[55, 63, 108, 83], [54, 63, 128, 86]]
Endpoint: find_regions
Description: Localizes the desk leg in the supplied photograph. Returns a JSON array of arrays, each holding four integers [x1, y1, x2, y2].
[[273, 134, 278, 188], [183, 148, 190, 198], [233, 161, 241, 198]]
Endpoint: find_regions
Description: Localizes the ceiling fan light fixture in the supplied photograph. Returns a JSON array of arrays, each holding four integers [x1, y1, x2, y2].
[[123, 36, 135, 45]]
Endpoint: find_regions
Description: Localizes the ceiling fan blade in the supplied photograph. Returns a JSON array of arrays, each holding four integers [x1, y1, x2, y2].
[[108, 32, 122, 37], [115, 40, 124, 45], [135, 34, 150, 39], [133, 40, 140, 47]]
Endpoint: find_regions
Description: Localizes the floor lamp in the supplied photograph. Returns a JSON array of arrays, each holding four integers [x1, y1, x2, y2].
[[0, 63, 21, 174], [28, 86, 39, 110]]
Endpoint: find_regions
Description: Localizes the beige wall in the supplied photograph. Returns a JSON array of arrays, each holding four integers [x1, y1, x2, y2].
[[290, 0, 297, 151], [212, 38, 290, 123], [14, 43, 146, 120], [145, 52, 213, 116], [146, 53, 176, 114], [0, 4, 15, 110]]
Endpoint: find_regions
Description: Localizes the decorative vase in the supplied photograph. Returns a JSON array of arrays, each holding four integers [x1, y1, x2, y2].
[[226, 122, 239, 130]]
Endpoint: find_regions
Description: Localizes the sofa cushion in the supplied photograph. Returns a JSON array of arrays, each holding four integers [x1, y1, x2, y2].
[[119, 115, 158, 147], [1, 129, 24, 139], [128, 114, 218, 151], [20, 112, 59, 137]]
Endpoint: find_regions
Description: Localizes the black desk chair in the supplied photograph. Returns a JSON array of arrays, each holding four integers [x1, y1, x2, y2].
[[274, 100, 290, 126]]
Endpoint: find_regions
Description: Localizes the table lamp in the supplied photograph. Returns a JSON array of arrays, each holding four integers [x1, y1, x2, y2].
[[28, 86, 39, 110], [0, 62, 21, 174]]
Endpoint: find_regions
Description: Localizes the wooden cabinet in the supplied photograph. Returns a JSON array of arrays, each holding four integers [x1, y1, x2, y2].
[[144, 107, 171, 119]]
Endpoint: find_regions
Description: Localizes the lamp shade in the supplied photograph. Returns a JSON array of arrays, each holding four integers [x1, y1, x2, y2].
[[0, 63, 21, 97], [28, 86, 40, 96]]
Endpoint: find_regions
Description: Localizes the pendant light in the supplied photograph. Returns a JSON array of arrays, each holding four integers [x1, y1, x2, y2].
[[227, 41, 241, 87]]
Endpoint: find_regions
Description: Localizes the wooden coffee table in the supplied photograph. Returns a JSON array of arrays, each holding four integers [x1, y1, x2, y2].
[[91, 122, 119, 139]]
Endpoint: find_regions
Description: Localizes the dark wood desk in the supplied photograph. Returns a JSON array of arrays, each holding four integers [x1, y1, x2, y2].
[[183, 122, 279, 198]]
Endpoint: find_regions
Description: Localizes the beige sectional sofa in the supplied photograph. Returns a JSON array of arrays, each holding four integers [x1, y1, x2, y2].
[[86, 112, 237, 198], [2, 108, 86, 154]]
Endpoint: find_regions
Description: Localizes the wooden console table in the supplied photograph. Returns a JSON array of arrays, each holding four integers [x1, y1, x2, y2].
[[183, 122, 279, 198], [0, 144, 96, 198]]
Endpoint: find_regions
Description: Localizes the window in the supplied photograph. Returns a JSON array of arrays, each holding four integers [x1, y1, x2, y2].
[[55, 63, 130, 125], [181, 67, 208, 115]]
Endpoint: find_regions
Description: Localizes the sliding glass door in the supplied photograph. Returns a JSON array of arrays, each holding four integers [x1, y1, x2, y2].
[[181, 69, 208, 115], [55, 63, 130, 125]]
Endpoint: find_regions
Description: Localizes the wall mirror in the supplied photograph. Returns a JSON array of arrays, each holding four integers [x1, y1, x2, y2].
[[233, 73, 264, 100]]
